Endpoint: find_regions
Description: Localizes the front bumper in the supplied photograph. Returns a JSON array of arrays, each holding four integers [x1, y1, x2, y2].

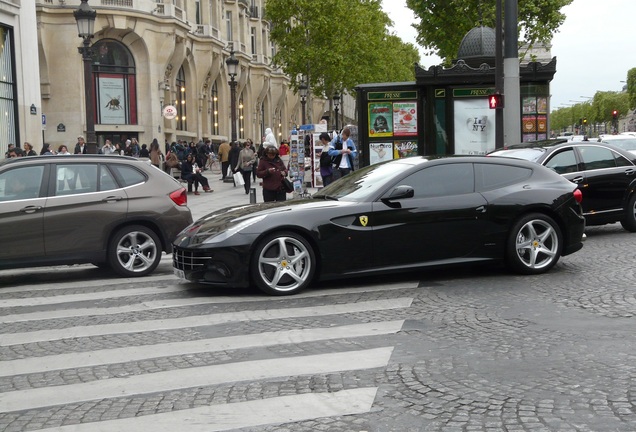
[[173, 244, 252, 287]]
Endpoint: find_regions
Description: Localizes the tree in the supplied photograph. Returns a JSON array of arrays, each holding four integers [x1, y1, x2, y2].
[[264, 0, 419, 98], [406, 0, 573, 63], [627, 67, 636, 111]]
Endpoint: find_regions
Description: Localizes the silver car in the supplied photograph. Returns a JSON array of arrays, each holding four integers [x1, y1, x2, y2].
[[0, 155, 193, 277]]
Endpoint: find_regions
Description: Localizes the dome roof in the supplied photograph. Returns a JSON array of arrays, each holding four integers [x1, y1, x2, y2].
[[456, 26, 496, 67]]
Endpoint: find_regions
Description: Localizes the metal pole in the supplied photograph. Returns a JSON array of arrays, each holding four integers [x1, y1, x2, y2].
[[229, 77, 237, 143], [80, 38, 97, 153], [495, 0, 504, 149], [334, 106, 339, 131], [301, 97, 306, 125]]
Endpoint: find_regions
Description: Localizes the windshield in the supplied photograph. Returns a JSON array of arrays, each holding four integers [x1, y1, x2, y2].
[[313, 160, 420, 201], [488, 148, 546, 162]]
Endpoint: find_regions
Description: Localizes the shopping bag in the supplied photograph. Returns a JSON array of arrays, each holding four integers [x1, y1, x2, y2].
[[233, 171, 245, 186]]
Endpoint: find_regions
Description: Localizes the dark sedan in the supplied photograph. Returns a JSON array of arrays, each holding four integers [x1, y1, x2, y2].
[[173, 156, 585, 296], [489, 141, 636, 231]]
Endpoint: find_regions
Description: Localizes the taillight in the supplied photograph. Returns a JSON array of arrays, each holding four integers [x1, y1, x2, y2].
[[573, 189, 583, 204], [170, 188, 188, 206]]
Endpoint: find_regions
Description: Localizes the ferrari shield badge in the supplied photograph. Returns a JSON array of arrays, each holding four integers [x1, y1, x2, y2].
[[359, 215, 369, 227]]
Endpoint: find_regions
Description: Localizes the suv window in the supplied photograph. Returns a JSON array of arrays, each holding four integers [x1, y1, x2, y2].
[[56, 164, 98, 195], [579, 146, 617, 170], [110, 164, 146, 187], [475, 163, 532, 191], [0, 166, 45, 201], [544, 148, 578, 174]]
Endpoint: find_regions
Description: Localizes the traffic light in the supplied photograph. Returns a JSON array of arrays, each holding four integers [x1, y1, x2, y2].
[[612, 110, 618, 119], [488, 93, 504, 109], [583, 118, 588, 125]]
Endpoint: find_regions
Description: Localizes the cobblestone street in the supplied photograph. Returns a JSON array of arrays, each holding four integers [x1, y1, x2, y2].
[[1, 223, 635, 431]]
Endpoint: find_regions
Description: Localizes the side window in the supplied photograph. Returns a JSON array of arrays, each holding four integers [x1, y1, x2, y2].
[[475, 163, 532, 191], [544, 148, 578, 174], [579, 146, 616, 170], [0, 166, 44, 201], [110, 164, 146, 187], [613, 152, 634, 168], [99, 165, 119, 191], [56, 164, 97, 195], [402, 163, 474, 198]]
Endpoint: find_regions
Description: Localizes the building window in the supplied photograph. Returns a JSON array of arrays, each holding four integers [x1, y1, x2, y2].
[[176, 67, 187, 131], [0, 26, 18, 153], [92, 39, 137, 125], [251, 27, 257, 56], [226, 11, 232, 42], [195, 0, 201, 25], [211, 81, 219, 135]]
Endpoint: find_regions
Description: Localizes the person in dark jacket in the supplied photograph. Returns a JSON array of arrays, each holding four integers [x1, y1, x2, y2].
[[256, 146, 288, 202], [181, 154, 213, 195], [228, 141, 241, 186]]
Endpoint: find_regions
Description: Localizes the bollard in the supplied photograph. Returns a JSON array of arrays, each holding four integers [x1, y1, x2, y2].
[[249, 187, 256, 203]]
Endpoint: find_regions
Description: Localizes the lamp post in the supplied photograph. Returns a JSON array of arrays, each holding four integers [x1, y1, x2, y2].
[[333, 93, 341, 131], [74, 0, 97, 153], [225, 46, 239, 143], [299, 79, 308, 126]]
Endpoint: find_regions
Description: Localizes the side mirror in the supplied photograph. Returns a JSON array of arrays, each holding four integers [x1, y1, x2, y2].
[[381, 185, 414, 208]]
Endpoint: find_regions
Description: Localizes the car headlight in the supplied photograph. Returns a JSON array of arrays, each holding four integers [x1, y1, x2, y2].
[[202, 214, 267, 244]]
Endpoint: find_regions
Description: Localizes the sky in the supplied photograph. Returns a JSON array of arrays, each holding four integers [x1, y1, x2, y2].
[[381, 0, 635, 112]]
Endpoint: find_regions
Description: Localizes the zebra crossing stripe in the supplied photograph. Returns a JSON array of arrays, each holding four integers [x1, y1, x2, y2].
[[1, 298, 413, 346], [32, 387, 378, 432], [0, 347, 393, 412], [1, 320, 404, 377]]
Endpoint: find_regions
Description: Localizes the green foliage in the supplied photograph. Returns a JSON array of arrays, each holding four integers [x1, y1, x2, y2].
[[627, 68, 636, 110], [406, 0, 573, 63], [264, 0, 419, 98], [550, 92, 629, 133]]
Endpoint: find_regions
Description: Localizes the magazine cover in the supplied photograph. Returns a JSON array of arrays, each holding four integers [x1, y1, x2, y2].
[[369, 142, 393, 165], [394, 140, 418, 159], [368, 102, 393, 137]]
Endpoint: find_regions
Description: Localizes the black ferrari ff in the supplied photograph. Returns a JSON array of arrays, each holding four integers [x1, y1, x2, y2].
[[173, 156, 585, 295]]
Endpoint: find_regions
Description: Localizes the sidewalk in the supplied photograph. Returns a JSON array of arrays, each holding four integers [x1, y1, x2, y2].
[[183, 175, 318, 220]]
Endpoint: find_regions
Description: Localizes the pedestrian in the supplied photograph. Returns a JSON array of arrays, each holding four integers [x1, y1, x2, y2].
[[234, 140, 257, 194], [318, 132, 334, 187], [101, 139, 116, 155], [139, 143, 150, 158], [123, 139, 134, 156], [74, 136, 87, 154], [264, 127, 278, 149], [131, 138, 140, 157], [327, 126, 357, 178], [228, 141, 241, 186], [181, 154, 213, 195], [113, 142, 124, 155], [256, 146, 288, 202], [279, 139, 290, 168], [40, 143, 55, 155], [149, 139, 163, 168], [23, 142, 37, 156], [57, 145, 71, 155], [246, 139, 258, 182], [4, 143, 15, 158], [217, 141, 231, 179]]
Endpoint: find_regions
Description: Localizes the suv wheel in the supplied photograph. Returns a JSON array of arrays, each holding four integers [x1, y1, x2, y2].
[[108, 225, 162, 277]]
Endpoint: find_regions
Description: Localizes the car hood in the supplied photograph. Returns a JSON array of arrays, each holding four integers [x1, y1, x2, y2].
[[174, 198, 350, 245]]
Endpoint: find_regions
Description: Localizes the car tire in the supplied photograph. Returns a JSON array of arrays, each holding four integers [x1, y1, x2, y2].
[[108, 225, 162, 277], [506, 213, 562, 275], [250, 231, 316, 296], [620, 194, 636, 232]]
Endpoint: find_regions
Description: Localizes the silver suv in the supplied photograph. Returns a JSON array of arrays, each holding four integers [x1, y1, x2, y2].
[[0, 155, 193, 276]]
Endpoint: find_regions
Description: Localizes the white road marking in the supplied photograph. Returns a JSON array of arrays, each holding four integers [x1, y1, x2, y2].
[[0, 298, 413, 346], [33, 388, 378, 432], [0, 273, 174, 293], [1, 320, 404, 376], [1, 347, 393, 412]]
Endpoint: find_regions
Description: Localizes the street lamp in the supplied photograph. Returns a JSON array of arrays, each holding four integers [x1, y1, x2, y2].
[[74, 0, 97, 153], [299, 78, 308, 126], [332, 93, 341, 131], [225, 45, 239, 143]]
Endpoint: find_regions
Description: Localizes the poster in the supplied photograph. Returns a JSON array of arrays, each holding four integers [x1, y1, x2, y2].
[[522, 97, 537, 114], [394, 140, 418, 159], [537, 97, 547, 114], [369, 143, 393, 165], [98, 76, 126, 124], [368, 102, 393, 137], [392, 102, 417, 136], [453, 100, 496, 154]]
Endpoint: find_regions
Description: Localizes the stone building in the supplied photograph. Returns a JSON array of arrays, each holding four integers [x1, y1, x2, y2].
[[1, 0, 42, 157], [35, 0, 329, 152]]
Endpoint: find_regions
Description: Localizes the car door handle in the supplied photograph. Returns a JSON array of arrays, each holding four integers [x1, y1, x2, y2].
[[475, 205, 487, 213], [20, 206, 43, 214], [102, 196, 124, 203], [571, 176, 584, 183], [624, 169, 636, 176]]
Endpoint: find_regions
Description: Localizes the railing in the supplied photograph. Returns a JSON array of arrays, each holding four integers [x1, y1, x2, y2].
[[100, 0, 133, 6], [195, 25, 220, 39]]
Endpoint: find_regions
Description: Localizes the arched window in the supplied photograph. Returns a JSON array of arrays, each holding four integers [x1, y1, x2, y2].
[[210, 81, 219, 135], [176, 67, 187, 131], [91, 39, 136, 125]]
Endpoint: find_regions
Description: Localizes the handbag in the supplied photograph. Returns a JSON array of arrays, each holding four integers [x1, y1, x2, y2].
[[233, 171, 245, 186], [282, 177, 294, 193]]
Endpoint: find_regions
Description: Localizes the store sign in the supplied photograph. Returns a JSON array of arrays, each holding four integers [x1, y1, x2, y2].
[[162, 105, 177, 120]]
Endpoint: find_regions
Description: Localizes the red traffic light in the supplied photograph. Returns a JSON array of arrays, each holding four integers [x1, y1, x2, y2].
[[488, 93, 504, 109], [612, 110, 618, 118]]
